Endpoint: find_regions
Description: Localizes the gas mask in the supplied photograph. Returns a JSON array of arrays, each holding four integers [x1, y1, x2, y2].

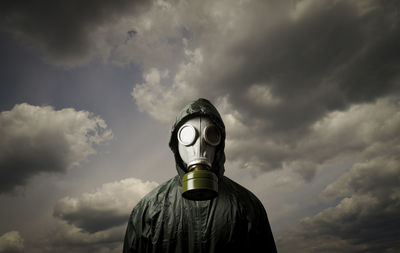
[[178, 116, 221, 200]]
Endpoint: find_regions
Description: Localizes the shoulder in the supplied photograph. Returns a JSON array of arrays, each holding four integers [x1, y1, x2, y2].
[[220, 176, 267, 216], [221, 176, 260, 202], [130, 176, 179, 216], [124, 176, 181, 251], [219, 177, 277, 252]]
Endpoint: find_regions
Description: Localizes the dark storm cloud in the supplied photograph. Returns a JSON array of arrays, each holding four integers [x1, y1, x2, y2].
[[54, 208, 127, 234], [273, 96, 400, 251], [277, 154, 400, 253], [53, 178, 158, 233], [0, 0, 153, 66], [211, 0, 400, 133], [0, 103, 112, 193], [201, 0, 400, 177], [219, 97, 400, 181], [132, 0, 400, 178]]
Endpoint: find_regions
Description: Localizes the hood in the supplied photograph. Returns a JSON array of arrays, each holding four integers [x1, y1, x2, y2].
[[169, 98, 226, 180]]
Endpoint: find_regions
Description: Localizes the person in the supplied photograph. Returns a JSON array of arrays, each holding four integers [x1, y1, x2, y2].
[[123, 98, 277, 253]]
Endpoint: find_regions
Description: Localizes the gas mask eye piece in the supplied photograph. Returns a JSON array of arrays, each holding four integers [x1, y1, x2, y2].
[[178, 124, 197, 146], [204, 125, 221, 146]]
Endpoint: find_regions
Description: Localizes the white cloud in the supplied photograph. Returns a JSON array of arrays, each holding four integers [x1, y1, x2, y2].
[[0, 231, 24, 253], [46, 177, 158, 252], [0, 103, 112, 193], [39, 222, 125, 253], [53, 177, 159, 233], [132, 48, 205, 124]]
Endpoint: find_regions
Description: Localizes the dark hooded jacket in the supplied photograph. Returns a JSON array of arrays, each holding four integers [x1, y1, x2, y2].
[[123, 98, 277, 253]]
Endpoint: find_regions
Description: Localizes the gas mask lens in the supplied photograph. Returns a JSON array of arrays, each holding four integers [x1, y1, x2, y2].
[[204, 125, 221, 146], [178, 124, 197, 146]]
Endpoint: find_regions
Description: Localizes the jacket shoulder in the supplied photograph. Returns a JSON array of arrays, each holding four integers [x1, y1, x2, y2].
[[220, 176, 277, 251], [124, 176, 181, 252], [130, 176, 179, 215], [221, 176, 262, 202], [221, 176, 267, 217]]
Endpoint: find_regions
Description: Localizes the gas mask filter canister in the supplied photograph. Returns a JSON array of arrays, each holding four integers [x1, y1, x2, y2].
[[178, 117, 221, 200]]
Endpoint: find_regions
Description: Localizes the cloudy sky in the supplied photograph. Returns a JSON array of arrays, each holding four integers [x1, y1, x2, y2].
[[0, 0, 399, 252]]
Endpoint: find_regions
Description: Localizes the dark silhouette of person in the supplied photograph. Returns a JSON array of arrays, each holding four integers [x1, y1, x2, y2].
[[123, 98, 277, 253]]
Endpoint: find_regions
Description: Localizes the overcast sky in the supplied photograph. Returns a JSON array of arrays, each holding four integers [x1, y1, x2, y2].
[[0, 0, 399, 252]]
